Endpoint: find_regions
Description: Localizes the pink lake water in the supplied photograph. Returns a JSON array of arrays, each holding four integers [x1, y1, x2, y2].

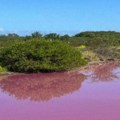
[[0, 62, 120, 120]]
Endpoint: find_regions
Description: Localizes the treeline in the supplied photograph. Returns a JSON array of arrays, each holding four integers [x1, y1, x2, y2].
[[1, 31, 120, 47], [0, 32, 70, 47], [0, 32, 70, 41], [74, 31, 120, 47]]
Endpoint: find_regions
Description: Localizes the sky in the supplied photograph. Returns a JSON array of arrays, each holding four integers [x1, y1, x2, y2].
[[0, 0, 120, 35]]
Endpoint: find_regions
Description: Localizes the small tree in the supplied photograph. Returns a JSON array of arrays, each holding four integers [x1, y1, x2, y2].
[[31, 32, 42, 38], [44, 33, 60, 40], [60, 34, 70, 41], [7, 33, 19, 37]]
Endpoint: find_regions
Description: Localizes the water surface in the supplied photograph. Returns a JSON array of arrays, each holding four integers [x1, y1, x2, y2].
[[0, 62, 120, 120]]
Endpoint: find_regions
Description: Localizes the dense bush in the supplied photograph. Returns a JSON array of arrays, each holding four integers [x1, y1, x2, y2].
[[0, 40, 86, 72], [74, 31, 120, 47]]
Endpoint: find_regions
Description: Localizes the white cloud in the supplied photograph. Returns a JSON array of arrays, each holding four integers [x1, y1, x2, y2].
[[0, 28, 4, 32]]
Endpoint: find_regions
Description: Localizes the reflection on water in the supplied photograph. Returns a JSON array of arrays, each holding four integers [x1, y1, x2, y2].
[[0, 62, 120, 120], [90, 62, 120, 82], [0, 72, 85, 102], [0, 62, 120, 102]]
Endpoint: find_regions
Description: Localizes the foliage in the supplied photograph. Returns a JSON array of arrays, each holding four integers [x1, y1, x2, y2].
[[1, 31, 120, 65], [44, 33, 60, 40], [74, 31, 120, 47], [60, 34, 70, 41], [0, 66, 7, 73], [0, 40, 86, 73], [31, 32, 43, 38]]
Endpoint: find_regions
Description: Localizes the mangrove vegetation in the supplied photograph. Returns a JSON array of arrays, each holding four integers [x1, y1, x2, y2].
[[0, 31, 120, 73]]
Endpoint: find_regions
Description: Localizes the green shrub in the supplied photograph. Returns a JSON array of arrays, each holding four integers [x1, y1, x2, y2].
[[0, 40, 86, 73], [0, 66, 7, 73]]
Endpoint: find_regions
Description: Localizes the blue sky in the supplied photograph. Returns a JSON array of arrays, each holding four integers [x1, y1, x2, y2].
[[0, 0, 120, 35]]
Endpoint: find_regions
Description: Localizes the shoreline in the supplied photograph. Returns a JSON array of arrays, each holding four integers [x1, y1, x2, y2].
[[67, 60, 120, 73], [0, 60, 120, 75]]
